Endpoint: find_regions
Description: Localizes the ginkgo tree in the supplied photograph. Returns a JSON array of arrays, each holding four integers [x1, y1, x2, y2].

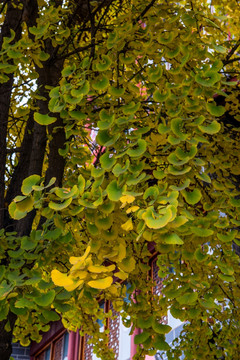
[[1, 0, 240, 359]]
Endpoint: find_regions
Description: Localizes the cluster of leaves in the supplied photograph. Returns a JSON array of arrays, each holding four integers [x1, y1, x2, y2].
[[1, 0, 240, 359]]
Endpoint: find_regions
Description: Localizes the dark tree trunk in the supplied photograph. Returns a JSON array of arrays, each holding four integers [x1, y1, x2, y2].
[[0, 1, 24, 228], [0, 312, 17, 360]]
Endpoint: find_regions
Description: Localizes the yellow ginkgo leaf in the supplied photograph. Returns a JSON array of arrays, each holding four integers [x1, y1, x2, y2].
[[51, 269, 73, 287], [88, 276, 113, 289], [126, 206, 139, 214], [64, 278, 84, 291], [69, 245, 91, 265], [120, 195, 135, 203], [121, 218, 133, 231], [88, 264, 115, 273], [70, 270, 88, 279]]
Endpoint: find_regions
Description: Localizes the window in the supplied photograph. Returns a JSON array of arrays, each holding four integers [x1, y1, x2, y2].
[[79, 301, 131, 360], [35, 332, 69, 360]]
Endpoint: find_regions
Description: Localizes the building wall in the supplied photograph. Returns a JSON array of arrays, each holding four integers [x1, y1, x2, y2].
[[11, 342, 30, 360]]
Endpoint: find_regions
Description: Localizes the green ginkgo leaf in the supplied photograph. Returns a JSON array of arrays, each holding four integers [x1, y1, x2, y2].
[[34, 290, 55, 307], [153, 169, 166, 180], [217, 230, 237, 243], [62, 64, 76, 77], [148, 66, 163, 82], [168, 153, 190, 166], [198, 120, 221, 134], [96, 55, 112, 71], [195, 71, 221, 87], [153, 89, 170, 102], [160, 233, 184, 245], [168, 165, 191, 176], [88, 276, 113, 289], [49, 197, 72, 211], [97, 110, 115, 130], [153, 321, 172, 334], [153, 334, 170, 351], [92, 76, 109, 91], [78, 175, 85, 194], [42, 310, 60, 322], [143, 206, 172, 229], [134, 331, 151, 345], [106, 180, 123, 201], [109, 86, 125, 97], [171, 118, 187, 140], [112, 160, 129, 176], [177, 291, 198, 305], [38, 51, 50, 61], [194, 248, 208, 262], [55, 185, 78, 199], [143, 186, 159, 200], [182, 189, 202, 205], [206, 103, 225, 117], [127, 139, 147, 157], [15, 196, 34, 212], [21, 175, 41, 195], [21, 237, 37, 251], [34, 112, 57, 125], [8, 202, 27, 220], [191, 227, 214, 237], [96, 130, 119, 147], [218, 273, 235, 282], [100, 152, 116, 170]]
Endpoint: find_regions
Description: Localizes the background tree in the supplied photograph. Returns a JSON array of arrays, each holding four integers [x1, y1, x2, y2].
[[1, 1, 240, 360]]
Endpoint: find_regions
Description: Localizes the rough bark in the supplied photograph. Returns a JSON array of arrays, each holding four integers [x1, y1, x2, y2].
[[0, 1, 24, 228], [0, 312, 17, 360]]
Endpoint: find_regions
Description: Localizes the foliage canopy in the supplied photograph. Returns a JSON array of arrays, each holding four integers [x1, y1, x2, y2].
[[1, 0, 240, 359]]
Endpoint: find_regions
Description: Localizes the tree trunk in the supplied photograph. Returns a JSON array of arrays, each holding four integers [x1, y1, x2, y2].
[[0, 312, 17, 360]]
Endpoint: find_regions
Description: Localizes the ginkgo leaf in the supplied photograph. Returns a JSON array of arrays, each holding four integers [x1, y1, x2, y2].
[[119, 257, 136, 272], [106, 180, 123, 201], [49, 197, 72, 211], [182, 189, 202, 205], [142, 206, 172, 229], [15, 196, 34, 212], [55, 185, 78, 199], [153, 89, 170, 102], [113, 160, 130, 176], [96, 55, 112, 71], [92, 75, 109, 91], [88, 264, 115, 273], [191, 227, 214, 237], [88, 276, 113, 289], [34, 290, 55, 307], [198, 120, 221, 134], [121, 218, 133, 231], [97, 109, 115, 130], [134, 331, 151, 345], [51, 269, 74, 287], [21, 175, 41, 195], [177, 292, 198, 305], [195, 71, 221, 87], [206, 102, 225, 117], [160, 233, 184, 245], [69, 246, 91, 265], [127, 139, 147, 157], [171, 118, 187, 140], [8, 202, 27, 220], [100, 152, 116, 170], [34, 112, 57, 125], [120, 195, 135, 203], [152, 321, 172, 334], [109, 86, 125, 97], [217, 230, 237, 243], [69, 110, 87, 121]]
